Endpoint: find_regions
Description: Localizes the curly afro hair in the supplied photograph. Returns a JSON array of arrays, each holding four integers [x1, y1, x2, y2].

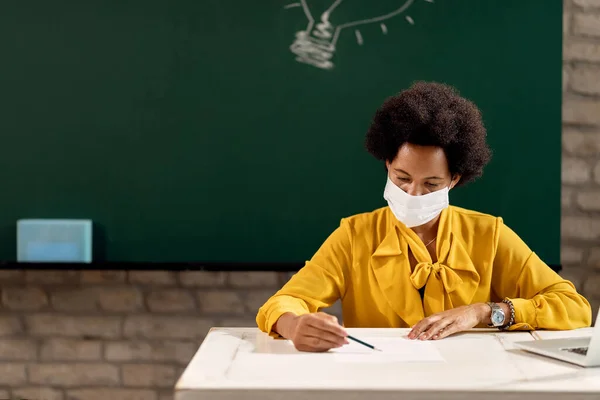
[[365, 81, 491, 186]]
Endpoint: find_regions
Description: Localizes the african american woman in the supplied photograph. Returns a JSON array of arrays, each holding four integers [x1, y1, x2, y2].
[[256, 81, 591, 352]]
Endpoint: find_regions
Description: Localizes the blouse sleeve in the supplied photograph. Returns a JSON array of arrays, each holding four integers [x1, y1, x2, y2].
[[491, 218, 592, 331], [255, 219, 352, 336]]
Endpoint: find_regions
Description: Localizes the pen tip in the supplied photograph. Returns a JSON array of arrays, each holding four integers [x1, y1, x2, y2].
[[375, 347, 383, 352]]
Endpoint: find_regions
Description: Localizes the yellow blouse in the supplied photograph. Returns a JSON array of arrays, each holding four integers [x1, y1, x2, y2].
[[256, 206, 591, 336]]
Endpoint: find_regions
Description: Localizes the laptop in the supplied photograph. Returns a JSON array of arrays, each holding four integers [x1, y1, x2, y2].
[[514, 309, 600, 367]]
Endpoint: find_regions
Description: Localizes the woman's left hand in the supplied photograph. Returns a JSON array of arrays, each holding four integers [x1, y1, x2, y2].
[[408, 304, 488, 340]]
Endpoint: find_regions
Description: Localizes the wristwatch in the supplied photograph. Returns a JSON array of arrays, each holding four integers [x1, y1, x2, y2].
[[487, 302, 506, 328]]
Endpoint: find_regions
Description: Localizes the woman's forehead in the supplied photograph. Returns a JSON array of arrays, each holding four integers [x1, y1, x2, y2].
[[391, 143, 450, 176]]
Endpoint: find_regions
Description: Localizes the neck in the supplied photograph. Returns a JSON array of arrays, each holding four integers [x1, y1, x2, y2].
[[411, 214, 441, 240]]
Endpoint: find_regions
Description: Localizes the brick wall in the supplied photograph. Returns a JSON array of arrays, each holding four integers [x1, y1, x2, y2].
[[561, 0, 600, 315], [0, 2, 598, 398], [0, 270, 297, 400]]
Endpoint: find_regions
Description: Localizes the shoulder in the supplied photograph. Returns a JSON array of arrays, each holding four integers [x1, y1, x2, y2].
[[330, 207, 392, 248], [450, 205, 501, 225], [448, 205, 504, 241], [450, 206, 534, 260], [339, 206, 391, 233]]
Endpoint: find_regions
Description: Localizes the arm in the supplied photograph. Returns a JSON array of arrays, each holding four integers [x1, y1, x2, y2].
[[491, 219, 592, 331], [255, 219, 352, 337]]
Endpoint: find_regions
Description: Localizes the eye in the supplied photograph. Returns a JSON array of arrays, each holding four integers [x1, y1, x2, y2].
[[425, 182, 440, 188], [397, 177, 410, 182]]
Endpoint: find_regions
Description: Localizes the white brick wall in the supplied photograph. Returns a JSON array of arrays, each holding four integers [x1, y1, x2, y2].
[[0, 270, 292, 399], [562, 0, 600, 315]]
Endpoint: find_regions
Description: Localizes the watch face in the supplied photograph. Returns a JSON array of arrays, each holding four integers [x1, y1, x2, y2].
[[492, 311, 504, 325]]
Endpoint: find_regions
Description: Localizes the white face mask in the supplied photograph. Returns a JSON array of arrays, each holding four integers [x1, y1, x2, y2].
[[383, 176, 450, 228]]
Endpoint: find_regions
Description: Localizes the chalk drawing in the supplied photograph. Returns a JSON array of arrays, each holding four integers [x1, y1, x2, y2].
[[283, 0, 434, 70], [355, 29, 364, 45]]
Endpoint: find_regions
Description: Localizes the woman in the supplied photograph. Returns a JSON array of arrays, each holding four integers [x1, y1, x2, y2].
[[256, 81, 591, 352]]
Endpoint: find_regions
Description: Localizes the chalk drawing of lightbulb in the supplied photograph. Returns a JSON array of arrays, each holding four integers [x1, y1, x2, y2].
[[284, 0, 434, 70]]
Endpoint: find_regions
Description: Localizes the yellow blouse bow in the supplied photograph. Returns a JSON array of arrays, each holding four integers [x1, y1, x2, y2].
[[399, 211, 481, 318], [410, 261, 464, 292], [410, 260, 464, 316]]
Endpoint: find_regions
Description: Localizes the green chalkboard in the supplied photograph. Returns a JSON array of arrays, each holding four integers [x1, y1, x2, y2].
[[0, 0, 562, 264]]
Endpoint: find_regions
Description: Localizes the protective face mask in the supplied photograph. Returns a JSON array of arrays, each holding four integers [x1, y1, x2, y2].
[[383, 176, 450, 228]]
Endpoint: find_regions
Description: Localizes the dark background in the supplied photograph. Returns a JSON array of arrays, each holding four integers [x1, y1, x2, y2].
[[0, 0, 562, 268]]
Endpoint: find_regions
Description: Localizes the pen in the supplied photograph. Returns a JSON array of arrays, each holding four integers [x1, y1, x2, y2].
[[347, 335, 382, 351]]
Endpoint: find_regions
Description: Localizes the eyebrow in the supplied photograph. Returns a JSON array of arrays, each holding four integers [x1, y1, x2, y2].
[[393, 168, 444, 180]]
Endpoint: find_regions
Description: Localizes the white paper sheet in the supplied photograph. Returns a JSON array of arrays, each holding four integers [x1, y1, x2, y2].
[[330, 337, 445, 363]]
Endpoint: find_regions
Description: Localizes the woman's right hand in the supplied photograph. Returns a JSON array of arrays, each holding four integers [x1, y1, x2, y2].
[[275, 312, 349, 352]]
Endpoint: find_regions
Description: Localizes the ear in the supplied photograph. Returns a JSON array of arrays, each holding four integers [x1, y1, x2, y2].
[[449, 174, 461, 190], [385, 160, 390, 171]]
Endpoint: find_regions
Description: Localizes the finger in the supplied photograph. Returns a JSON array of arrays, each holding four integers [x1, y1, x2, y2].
[[303, 324, 348, 347], [321, 313, 345, 330], [297, 333, 340, 352], [308, 314, 347, 338], [420, 317, 454, 340], [306, 317, 348, 343], [316, 312, 343, 328], [432, 322, 460, 340], [408, 321, 428, 340], [409, 315, 440, 339]]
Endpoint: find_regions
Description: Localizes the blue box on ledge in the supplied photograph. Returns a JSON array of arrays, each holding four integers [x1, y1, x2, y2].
[[17, 219, 92, 263]]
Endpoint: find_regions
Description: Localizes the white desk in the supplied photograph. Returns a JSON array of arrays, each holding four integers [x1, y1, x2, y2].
[[175, 327, 599, 400]]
